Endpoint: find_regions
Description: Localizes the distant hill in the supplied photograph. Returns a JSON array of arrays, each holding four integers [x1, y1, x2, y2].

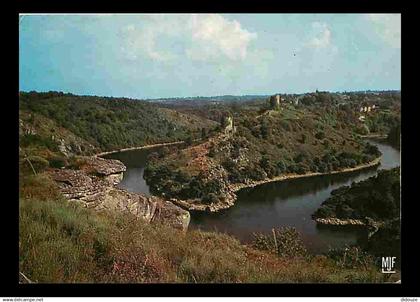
[[19, 91, 218, 154]]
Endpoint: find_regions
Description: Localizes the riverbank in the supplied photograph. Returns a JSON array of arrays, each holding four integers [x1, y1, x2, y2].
[[171, 156, 381, 213], [95, 140, 185, 157], [230, 156, 381, 193], [358, 134, 388, 139]]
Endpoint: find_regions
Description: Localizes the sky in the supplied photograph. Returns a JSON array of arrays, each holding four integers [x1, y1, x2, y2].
[[19, 14, 401, 99]]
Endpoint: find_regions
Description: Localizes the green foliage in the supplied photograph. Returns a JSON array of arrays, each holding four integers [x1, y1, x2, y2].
[[387, 123, 401, 150], [20, 156, 50, 174], [259, 156, 277, 178], [253, 227, 307, 258], [313, 168, 400, 221], [355, 124, 370, 135], [19, 92, 201, 151], [49, 156, 67, 168], [20, 134, 59, 152], [326, 246, 375, 269], [145, 92, 394, 206], [185, 136, 193, 145], [315, 131, 325, 140]]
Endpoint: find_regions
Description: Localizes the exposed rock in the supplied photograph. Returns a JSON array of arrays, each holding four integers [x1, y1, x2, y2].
[[100, 188, 190, 231], [314, 217, 385, 238], [78, 156, 126, 176], [314, 217, 366, 226], [48, 157, 190, 231]]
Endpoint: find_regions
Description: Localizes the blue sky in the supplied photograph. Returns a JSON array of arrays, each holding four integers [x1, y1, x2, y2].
[[19, 14, 401, 99]]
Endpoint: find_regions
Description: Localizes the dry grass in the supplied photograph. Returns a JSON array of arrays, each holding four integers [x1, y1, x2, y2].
[[19, 173, 397, 283]]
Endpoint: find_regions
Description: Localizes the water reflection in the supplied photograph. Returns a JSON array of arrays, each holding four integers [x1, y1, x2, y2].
[[103, 148, 156, 196]]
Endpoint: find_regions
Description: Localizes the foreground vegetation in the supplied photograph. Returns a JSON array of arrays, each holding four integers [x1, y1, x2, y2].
[[19, 173, 398, 283]]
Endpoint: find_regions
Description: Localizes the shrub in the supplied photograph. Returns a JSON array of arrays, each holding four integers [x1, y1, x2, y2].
[[20, 156, 49, 174], [202, 193, 219, 204], [295, 163, 309, 174], [20, 134, 59, 152], [245, 165, 267, 181], [49, 156, 67, 168], [293, 153, 305, 163], [260, 156, 277, 178], [208, 148, 216, 158], [276, 161, 287, 174], [326, 246, 375, 269], [315, 131, 325, 140], [253, 227, 307, 258]]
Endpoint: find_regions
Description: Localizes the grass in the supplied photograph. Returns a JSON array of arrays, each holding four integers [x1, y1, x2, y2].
[[19, 173, 399, 283]]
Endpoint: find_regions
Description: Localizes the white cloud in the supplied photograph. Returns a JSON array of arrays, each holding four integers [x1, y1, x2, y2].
[[366, 14, 400, 48], [120, 20, 180, 63], [186, 14, 257, 61], [294, 22, 339, 77], [307, 22, 332, 49], [120, 14, 257, 63]]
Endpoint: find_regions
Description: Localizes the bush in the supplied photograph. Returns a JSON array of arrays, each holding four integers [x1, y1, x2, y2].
[[276, 161, 287, 174], [260, 156, 277, 178], [253, 227, 307, 258], [295, 163, 309, 174], [315, 131, 325, 140], [245, 165, 267, 181], [20, 134, 59, 152], [49, 156, 67, 168], [326, 246, 375, 269], [20, 156, 49, 173], [202, 193, 219, 204]]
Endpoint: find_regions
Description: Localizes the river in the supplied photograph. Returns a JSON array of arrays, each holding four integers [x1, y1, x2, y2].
[[103, 139, 400, 254]]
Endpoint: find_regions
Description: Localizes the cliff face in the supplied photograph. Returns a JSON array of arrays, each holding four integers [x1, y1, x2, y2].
[[48, 156, 190, 231]]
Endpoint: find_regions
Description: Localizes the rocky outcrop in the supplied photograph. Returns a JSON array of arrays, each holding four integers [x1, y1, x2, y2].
[[169, 196, 235, 213], [48, 156, 190, 231], [78, 156, 126, 176], [100, 188, 190, 231], [314, 217, 366, 226], [314, 217, 385, 239]]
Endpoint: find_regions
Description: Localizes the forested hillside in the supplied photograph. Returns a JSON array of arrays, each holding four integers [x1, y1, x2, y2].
[[313, 168, 400, 221], [19, 91, 217, 152], [144, 101, 383, 208]]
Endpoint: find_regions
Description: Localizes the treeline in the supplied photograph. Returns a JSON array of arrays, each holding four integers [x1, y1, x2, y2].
[[313, 168, 400, 221], [19, 91, 203, 151]]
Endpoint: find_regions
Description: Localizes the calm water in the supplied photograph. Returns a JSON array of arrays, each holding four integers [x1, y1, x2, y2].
[[103, 139, 400, 254], [103, 148, 154, 196]]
